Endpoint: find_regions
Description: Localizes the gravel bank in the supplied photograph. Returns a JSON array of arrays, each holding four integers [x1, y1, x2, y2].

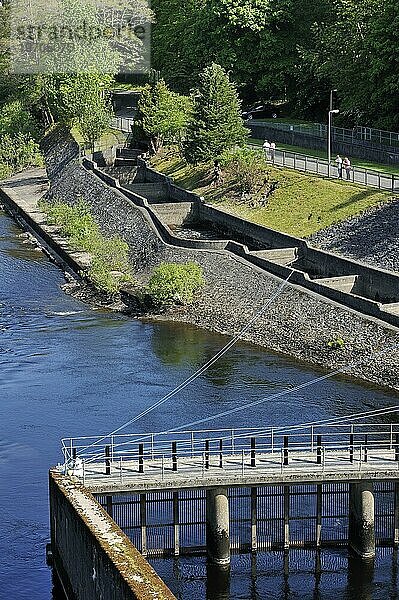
[[41, 129, 399, 392], [309, 197, 399, 272]]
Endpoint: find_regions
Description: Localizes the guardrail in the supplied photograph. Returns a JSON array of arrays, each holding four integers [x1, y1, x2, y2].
[[250, 145, 399, 192], [61, 421, 399, 470]]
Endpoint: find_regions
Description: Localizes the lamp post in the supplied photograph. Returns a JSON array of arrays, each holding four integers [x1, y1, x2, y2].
[[329, 88, 337, 112], [328, 109, 340, 169]]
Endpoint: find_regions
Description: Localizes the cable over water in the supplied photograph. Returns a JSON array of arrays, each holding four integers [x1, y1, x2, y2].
[[76, 272, 294, 457]]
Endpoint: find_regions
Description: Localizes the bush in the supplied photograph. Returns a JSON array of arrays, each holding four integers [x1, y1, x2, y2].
[[0, 133, 43, 174], [147, 262, 204, 306], [219, 147, 269, 195], [39, 199, 133, 293], [327, 337, 345, 350]]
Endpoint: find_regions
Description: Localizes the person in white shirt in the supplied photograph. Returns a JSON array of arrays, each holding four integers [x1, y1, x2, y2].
[[263, 139, 270, 159], [343, 156, 351, 180], [335, 154, 343, 178]]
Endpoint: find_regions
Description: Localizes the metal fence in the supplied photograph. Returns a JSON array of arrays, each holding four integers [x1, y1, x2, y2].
[[96, 480, 396, 556], [110, 116, 136, 132], [61, 421, 399, 468], [255, 122, 399, 148], [250, 145, 399, 192]]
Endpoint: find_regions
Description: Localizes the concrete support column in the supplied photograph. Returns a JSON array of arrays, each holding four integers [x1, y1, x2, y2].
[[348, 481, 375, 559], [206, 487, 230, 567]]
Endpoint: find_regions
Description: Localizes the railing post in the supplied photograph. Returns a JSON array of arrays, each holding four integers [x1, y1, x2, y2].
[[364, 435, 368, 463], [119, 457, 123, 483], [284, 436, 289, 466], [390, 424, 394, 450], [162, 454, 165, 480], [139, 443, 144, 473], [83, 460, 86, 486], [72, 447, 77, 462], [219, 439, 223, 468], [172, 441, 177, 472], [395, 434, 399, 462], [105, 445, 111, 475], [242, 449, 245, 475], [317, 435, 322, 465], [271, 429, 274, 454], [205, 440, 210, 470], [111, 436, 114, 463], [231, 430, 235, 455], [191, 431, 194, 458], [349, 434, 354, 464], [392, 174, 395, 194], [151, 434, 154, 460], [251, 437, 256, 468], [311, 426, 314, 452]]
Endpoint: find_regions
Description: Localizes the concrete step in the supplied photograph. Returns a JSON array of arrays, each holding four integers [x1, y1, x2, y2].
[[124, 183, 169, 202], [151, 202, 194, 227], [116, 148, 142, 159], [380, 302, 399, 315], [313, 275, 358, 293], [250, 247, 298, 266]]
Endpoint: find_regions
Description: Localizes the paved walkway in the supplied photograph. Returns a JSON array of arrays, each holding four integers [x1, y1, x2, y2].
[[249, 145, 399, 193], [71, 447, 399, 494]]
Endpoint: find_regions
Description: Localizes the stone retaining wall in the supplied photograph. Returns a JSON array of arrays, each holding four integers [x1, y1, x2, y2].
[[41, 128, 399, 391], [49, 471, 175, 600]]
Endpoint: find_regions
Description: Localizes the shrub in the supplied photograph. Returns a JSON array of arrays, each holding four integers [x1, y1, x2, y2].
[[327, 337, 345, 350], [39, 199, 133, 293], [147, 262, 204, 306], [219, 147, 269, 195]]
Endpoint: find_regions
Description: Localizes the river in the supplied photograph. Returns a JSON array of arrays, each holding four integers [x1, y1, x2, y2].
[[0, 208, 398, 599]]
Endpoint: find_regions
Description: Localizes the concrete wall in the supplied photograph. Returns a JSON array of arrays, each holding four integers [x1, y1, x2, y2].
[[49, 471, 176, 600], [133, 158, 399, 326], [40, 128, 399, 391]]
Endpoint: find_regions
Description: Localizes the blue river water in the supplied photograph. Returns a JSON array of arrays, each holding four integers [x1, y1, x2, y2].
[[0, 208, 398, 599]]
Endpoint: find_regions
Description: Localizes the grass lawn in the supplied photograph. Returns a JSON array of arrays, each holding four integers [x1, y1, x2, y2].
[[150, 149, 396, 238], [249, 138, 399, 175], [71, 127, 127, 149]]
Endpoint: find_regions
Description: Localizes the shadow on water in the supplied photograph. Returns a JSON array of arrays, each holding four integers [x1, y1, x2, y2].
[[150, 548, 399, 600], [151, 321, 236, 387]]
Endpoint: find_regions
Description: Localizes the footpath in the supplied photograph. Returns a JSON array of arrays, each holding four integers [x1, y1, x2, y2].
[[249, 144, 399, 193]]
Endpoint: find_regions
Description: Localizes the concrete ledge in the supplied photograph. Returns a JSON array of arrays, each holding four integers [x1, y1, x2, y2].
[[49, 471, 176, 600]]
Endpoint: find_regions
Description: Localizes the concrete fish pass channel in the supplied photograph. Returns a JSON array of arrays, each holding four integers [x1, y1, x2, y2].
[[49, 421, 399, 598]]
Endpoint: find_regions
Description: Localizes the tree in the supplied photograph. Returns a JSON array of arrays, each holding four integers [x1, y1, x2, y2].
[[184, 63, 248, 164], [138, 80, 192, 154]]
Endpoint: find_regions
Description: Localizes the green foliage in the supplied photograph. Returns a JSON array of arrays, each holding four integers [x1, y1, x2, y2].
[[39, 199, 133, 293], [138, 80, 192, 154], [147, 262, 204, 306], [45, 73, 114, 148], [219, 147, 271, 195], [184, 63, 248, 164], [0, 133, 43, 175], [0, 100, 40, 138], [327, 337, 345, 350]]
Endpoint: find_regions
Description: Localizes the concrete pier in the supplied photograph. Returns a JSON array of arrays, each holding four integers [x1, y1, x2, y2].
[[49, 471, 176, 600], [206, 487, 230, 567], [349, 481, 375, 559]]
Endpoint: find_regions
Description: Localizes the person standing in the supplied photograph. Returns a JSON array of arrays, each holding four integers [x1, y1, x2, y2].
[[270, 141, 276, 161], [335, 154, 343, 178], [343, 156, 351, 180], [263, 139, 270, 159]]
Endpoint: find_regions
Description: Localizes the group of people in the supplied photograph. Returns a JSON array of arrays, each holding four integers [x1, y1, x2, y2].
[[335, 154, 352, 180], [262, 139, 353, 182], [262, 139, 276, 160]]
